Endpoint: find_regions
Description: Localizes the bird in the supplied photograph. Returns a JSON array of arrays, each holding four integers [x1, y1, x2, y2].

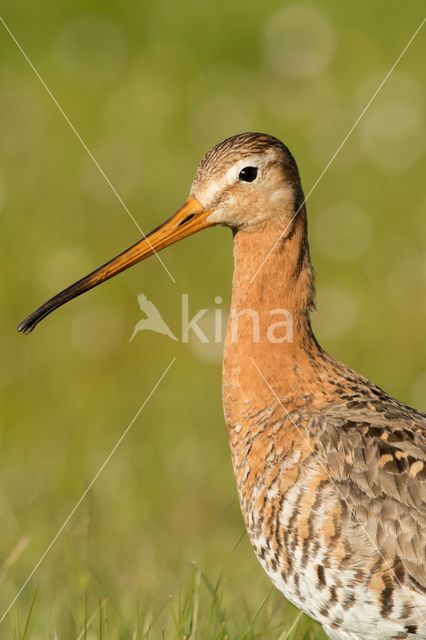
[[129, 293, 177, 342], [18, 132, 426, 639]]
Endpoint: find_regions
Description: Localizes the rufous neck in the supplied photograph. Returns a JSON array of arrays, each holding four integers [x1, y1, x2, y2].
[[223, 214, 324, 426], [229, 213, 317, 347]]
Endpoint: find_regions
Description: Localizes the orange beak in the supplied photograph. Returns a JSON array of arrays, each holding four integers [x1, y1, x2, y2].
[[18, 197, 212, 334]]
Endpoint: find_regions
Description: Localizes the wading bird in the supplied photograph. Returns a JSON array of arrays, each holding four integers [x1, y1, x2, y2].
[[18, 133, 426, 639]]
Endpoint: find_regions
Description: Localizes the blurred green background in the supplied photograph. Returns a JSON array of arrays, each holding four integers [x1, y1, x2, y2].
[[0, 0, 425, 637]]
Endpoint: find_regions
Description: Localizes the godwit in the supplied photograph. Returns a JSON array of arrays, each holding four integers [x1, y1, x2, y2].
[[18, 133, 426, 639]]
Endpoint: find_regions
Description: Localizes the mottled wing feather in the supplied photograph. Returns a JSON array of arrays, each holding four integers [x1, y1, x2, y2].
[[315, 398, 426, 591]]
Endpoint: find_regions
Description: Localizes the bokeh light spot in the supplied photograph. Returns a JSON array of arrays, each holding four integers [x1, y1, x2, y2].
[[357, 71, 424, 110], [263, 6, 336, 78], [360, 101, 424, 171]]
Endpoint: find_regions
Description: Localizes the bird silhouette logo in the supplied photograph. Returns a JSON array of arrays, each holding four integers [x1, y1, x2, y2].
[[129, 294, 178, 343]]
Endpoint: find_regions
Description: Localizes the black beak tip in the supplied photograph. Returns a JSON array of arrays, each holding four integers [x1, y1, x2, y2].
[[17, 316, 37, 335]]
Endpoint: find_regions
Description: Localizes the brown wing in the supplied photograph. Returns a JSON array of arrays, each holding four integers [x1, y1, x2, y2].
[[315, 398, 426, 592]]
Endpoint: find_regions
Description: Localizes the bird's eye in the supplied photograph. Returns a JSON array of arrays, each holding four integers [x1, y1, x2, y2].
[[239, 166, 258, 182]]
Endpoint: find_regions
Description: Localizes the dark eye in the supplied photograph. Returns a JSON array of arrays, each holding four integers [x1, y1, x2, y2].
[[239, 166, 258, 182]]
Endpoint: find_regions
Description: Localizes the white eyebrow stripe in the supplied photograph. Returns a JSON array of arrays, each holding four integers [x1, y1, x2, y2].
[[195, 149, 276, 207]]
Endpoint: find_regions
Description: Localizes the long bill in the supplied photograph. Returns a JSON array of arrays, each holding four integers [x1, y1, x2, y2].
[[18, 197, 212, 334]]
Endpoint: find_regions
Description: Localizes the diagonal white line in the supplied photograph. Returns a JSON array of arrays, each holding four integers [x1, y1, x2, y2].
[[0, 356, 176, 625], [250, 16, 426, 284], [0, 15, 176, 284], [250, 357, 426, 625]]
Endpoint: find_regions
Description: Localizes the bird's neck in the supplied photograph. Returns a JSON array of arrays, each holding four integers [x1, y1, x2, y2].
[[223, 214, 326, 432]]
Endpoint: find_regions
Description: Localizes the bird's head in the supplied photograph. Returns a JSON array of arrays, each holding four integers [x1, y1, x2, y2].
[[18, 133, 304, 334], [191, 132, 303, 230]]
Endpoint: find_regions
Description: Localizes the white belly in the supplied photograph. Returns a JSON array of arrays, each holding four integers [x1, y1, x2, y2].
[[252, 534, 426, 640]]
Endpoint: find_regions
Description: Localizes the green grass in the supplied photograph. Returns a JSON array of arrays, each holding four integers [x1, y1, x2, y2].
[[11, 566, 326, 639]]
